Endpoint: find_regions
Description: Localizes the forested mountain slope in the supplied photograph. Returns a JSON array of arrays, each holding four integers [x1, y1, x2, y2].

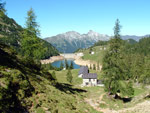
[[0, 14, 59, 59]]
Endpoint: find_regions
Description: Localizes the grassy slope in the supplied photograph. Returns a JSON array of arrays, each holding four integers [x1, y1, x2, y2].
[[49, 69, 82, 85], [0, 44, 99, 113], [27, 75, 98, 113], [52, 68, 150, 113], [77, 45, 108, 64], [1, 44, 148, 113], [49, 69, 102, 85]]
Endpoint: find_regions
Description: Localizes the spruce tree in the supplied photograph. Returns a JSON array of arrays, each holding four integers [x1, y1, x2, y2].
[[65, 59, 69, 69], [60, 61, 64, 70], [114, 19, 121, 39], [138, 56, 150, 84], [70, 61, 74, 69], [66, 69, 73, 83], [52, 71, 56, 80], [102, 19, 134, 98], [26, 8, 40, 36], [21, 8, 46, 60]]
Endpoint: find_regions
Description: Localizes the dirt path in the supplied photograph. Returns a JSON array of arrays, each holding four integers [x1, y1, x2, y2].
[[85, 92, 150, 113], [85, 93, 117, 113]]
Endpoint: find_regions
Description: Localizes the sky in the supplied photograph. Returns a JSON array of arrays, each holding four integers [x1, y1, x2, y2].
[[5, 0, 150, 38]]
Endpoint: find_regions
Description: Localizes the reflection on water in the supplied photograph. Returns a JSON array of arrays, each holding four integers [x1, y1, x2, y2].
[[52, 59, 80, 69]]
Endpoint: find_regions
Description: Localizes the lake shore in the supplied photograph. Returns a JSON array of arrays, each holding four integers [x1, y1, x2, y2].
[[40, 56, 64, 64], [74, 57, 102, 70], [74, 57, 95, 66], [41, 53, 83, 64], [41, 53, 102, 71]]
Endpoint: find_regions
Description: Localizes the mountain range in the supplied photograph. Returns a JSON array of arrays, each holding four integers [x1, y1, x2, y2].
[[44, 30, 149, 53]]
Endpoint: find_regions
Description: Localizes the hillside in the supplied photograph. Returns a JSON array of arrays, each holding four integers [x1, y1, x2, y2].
[[48, 68, 150, 113], [75, 38, 137, 64], [0, 14, 59, 59], [0, 43, 99, 113], [0, 14, 23, 49], [1, 34, 150, 113], [75, 40, 108, 65], [44, 30, 110, 53], [122, 35, 150, 41]]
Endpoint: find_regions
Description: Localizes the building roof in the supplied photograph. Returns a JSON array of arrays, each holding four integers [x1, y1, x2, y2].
[[82, 73, 97, 79], [78, 66, 88, 75]]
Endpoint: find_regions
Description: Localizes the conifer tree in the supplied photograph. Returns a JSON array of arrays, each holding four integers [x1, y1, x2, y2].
[[60, 61, 64, 70], [26, 8, 40, 36], [52, 71, 56, 80], [114, 19, 121, 39], [102, 19, 134, 98], [70, 61, 74, 69], [65, 59, 69, 69], [21, 8, 46, 60], [66, 69, 73, 83]]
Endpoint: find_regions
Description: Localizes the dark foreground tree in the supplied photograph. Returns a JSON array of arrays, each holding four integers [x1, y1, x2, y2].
[[102, 19, 134, 98]]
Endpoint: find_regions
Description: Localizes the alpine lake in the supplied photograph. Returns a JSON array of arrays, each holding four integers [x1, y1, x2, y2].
[[51, 59, 81, 69]]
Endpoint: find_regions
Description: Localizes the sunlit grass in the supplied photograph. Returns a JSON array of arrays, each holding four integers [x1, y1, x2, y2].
[[79, 46, 108, 64]]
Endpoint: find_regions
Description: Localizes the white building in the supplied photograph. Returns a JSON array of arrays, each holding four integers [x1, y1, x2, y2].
[[78, 66, 104, 87], [82, 73, 97, 86], [91, 51, 95, 55], [76, 52, 84, 57]]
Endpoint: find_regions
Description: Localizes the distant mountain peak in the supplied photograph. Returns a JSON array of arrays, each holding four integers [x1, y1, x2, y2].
[[60, 31, 81, 39], [87, 30, 100, 37], [44, 30, 110, 53], [87, 30, 109, 38], [88, 30, 95, 33], [44, 30, 148, 53], [67, 31, 79, 33]]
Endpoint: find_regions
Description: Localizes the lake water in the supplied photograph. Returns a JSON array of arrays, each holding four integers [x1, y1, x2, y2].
[[52, 59, 80, 69]]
